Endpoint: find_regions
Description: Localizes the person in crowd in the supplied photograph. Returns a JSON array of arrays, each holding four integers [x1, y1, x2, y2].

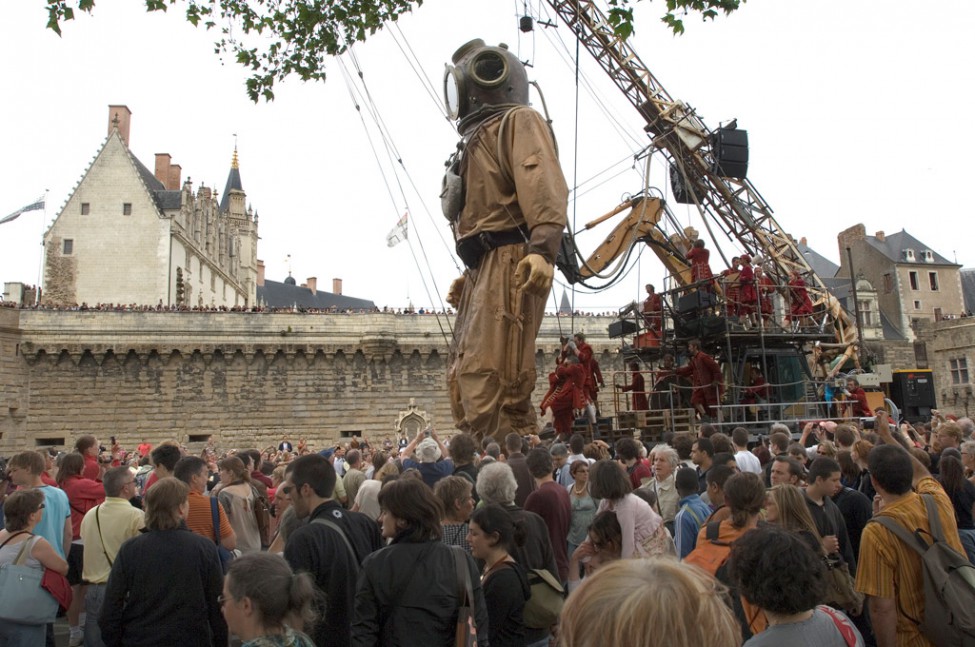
[[524, 448, 572, 582], [855, 412, 965, 647], [729, 526, 864, 646], [588, 460, 672, 558], [475, 462, 558, 647], [145, 443, 182, 492], [937, 454, 975, 563], [284, 455, 382, 647], [765, 484, 825, 553], [731, 428, 761, 474], [174, 456, 237, 552], [560, 558, 741, 647], [830, 470, 874, 565], [221, 553, 316, 647], [804, 458, 856, 570], [215, 456, 262, 554], [704, 464, 736, 523], [692, 436, 715, 495], [80, 466, 145, 647], [673, 466, 711, 559], [566, 459, 597, 558], [342, 450, 367, 507], [99, 478, 226, 647], [615, 437, 651, 489], [567, 510, 622, 592], [434, 475, 475, 553], [351, 478, 489, 646], [7, 451, 71, 560], [448, 433, 480, 502], [769, 455, 804, 487], [56, 452, 106, 645], [645, 445, 680, 527], [38, 448, 58, 486], [74, 435, 103, 482], [850, 439, 877, 501], [399, 428, 453, 489], [816, 440, 838, 459], [503, 433, 537, 506], [352, 462, 400, 522], [0, 490, 70, 646], [960, 440, 975, 483], [466, 504, 531, 647]]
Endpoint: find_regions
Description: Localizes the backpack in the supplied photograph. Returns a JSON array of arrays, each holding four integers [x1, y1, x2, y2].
[[522, 568, 564, 630], [870, 493, 975, 646], [250, 485, 272, 548], [685, 521, 753, 640]]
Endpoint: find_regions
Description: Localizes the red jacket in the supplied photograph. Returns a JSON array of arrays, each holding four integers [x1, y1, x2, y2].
[[61, 475, 106, 539]]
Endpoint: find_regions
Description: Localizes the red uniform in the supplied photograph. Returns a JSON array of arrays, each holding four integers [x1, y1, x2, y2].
[[720, 268, 740, 317], [540, 362, 587, 437], [738, 263, 757, 316], [758, 273, 775, 318], [848, 387, 873, 417], [575, 341, 602, 404], [642, 293, 663, 331], [620, 371, 649, 411], [686, 246, 714, 287], [788, 276, 814, 318], [740, 375, 771, 404], [677, 350, 724, 416]]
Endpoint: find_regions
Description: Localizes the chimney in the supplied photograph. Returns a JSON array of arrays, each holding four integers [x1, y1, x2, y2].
[[167, 164, 182, 191], [332, 278, 343, 295], [155, 154, 171, 187], [307, 277, 317, 295], [837, 224, 866, 260], [108, 105, 132, 147], [800, 237, 807, 246], [875, 230, 886, 242], [256, 260, 265, 287]]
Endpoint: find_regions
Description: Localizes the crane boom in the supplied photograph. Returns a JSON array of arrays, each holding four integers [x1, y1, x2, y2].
[[545, 0, 858, 348]]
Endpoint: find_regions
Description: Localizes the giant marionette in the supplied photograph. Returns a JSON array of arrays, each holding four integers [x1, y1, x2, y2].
[[441, 39, 568, 441]]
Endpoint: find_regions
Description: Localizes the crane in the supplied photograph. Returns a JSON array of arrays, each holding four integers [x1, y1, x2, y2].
[[546, 0, 859, 352]]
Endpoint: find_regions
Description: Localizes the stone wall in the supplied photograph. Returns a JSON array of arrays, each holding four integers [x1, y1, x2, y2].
[[918, 317, 975, 418], [0, 309, 623, 453]]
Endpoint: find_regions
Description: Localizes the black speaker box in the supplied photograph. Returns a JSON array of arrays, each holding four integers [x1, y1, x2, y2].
[[609, 319, 638, 338], [712, 127, 749, 179]]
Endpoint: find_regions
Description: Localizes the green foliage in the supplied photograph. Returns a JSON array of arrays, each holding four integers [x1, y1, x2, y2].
[[43, 0, 741, 101]]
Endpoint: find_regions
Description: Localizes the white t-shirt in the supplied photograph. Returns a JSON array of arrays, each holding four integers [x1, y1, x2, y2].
[[734, 449, 763, 474]]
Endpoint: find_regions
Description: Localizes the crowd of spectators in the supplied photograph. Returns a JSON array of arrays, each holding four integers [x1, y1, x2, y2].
[[2, 410, 973, 646]]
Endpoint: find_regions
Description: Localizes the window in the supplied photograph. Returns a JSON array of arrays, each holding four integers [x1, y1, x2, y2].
[[123, 203, 132, 215], [924, 250, 934, 263], [187, 434, 211, 443], [950, 358, 970, 385], [883, 273, 893, 293], [34, 437, 64, 447], [80, 203, 90, 215], [909, 271, 919, 290], [904, 249, 916, 261], [857, 300, 874, 327], [929, 272, 939, 291], [913, 300, 921, 310], [63, 239, 73, 255]]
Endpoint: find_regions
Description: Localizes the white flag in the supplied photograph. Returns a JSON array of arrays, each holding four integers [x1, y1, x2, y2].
[[386, 213, 408, 247], [1, 196, 44, 225]]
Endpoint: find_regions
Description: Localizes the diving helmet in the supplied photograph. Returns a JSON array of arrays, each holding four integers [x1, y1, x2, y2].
[[444, 39, 529, 132]]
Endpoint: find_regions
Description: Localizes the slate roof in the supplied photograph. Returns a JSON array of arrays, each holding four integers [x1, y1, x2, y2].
[[865, 230, 957, 266], [962, 268, 975, 314], [220, 166, 242, 212], [257, 279, 376, 310], [797, 241, 841, 279], [131, 155, 183, 212]]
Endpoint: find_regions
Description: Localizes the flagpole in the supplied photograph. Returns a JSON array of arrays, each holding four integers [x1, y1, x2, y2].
[[35, 189, 48, 305]]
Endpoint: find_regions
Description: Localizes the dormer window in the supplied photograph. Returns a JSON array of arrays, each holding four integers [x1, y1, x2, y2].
[[903, 249, 916, 262], [923, 250, 934, 263]]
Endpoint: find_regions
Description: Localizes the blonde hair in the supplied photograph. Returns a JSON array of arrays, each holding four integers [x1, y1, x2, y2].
[[560, 558, 741, 647], [766, 484, 823, 550], [144, 477, 189, 531]]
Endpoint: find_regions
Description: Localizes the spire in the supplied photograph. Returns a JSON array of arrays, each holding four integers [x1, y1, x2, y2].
[[220, 143, 244, 213], [231, 145, 239, 170]]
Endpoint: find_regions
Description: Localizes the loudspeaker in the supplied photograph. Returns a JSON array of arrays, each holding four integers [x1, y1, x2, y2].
[[712, 127, 749, 179], [670, 163, 696, 204], [677, 290, 717, 314], [674, 315, 726, 340], [609, 319, 638, 338], [890, 370, 937, 423]]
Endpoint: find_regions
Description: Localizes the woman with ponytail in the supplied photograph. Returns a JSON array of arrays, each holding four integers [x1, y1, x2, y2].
[[467, 504, 531, 647], [220, 552, 317, 646]]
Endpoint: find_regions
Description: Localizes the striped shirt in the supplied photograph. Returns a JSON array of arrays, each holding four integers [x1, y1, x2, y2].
[[854, 476, 963, 647], [186, 490, 233, 544]]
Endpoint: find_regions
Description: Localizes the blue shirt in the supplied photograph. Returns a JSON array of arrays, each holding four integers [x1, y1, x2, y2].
[[35, 485, 70, 558], [674, 493, 712, 559], [403, 459, 454, 489]]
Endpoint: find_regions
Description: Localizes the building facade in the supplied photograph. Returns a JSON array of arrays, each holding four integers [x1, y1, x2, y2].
[[42, 105, 258, 308]]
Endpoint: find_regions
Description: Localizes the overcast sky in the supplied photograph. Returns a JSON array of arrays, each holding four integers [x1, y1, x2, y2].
[[1, 0, 972, 313]]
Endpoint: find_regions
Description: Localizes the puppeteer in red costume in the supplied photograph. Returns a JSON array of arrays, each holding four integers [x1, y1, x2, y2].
[[642, 284, 663, 332], [618, 361, 649, 411], [441, 40, 569, 441], [686, 239, 714, 291], [720, 257, 741, 318], [676, 339, 725, 420], [787, 270, 815, 326], [573, 332, 603, 408], [540, 355, 587, 438]]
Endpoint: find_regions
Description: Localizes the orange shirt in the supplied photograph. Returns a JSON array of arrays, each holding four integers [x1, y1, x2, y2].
[[185, 490, 233, 544], [855, 476, 963, 647]]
